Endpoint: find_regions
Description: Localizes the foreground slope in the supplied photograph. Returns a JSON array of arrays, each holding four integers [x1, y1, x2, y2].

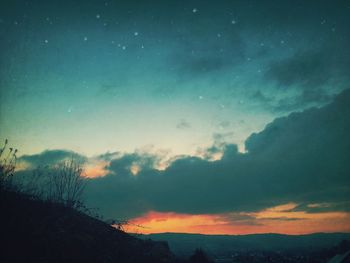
[[0, 190, 177, 263]]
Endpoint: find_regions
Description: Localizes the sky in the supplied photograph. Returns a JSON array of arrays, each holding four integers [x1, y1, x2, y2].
[[1, 0, 350, 234]]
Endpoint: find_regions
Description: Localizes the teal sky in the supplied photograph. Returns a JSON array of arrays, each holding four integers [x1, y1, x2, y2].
[[2, 1, 350, 234], [1, 0, 349, 157]]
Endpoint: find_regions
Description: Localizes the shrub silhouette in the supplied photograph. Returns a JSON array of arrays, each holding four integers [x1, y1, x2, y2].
[[14, 158, 86, 208], [1, 141, 126, 227], [0, 139, 17, 191], [44, 158, 86, 208]]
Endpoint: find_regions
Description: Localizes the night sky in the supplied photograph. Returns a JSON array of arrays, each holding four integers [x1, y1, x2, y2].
[[1, 0, 350, 234]]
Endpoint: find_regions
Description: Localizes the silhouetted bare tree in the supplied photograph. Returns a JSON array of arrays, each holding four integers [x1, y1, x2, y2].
[[46, 158, 86, 208], [0, 139, 17, 191]]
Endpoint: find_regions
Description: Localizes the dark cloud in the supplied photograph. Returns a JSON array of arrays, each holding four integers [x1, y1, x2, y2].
[[14, 90, 350, 220], [96, 152, 121, 162], [288, 202, 350, 214], [20, 150, 87, 167], [263, 44, 350, 111], [83, 89, 350, 219], [266, 50, 331, 89], [196, 132, 234, 160], [224, 213, 256, 222], [221, 213, 262, 226], [261, 217, 303, 222], [107, 152, 159, 176], [263, 51, 330, 111]]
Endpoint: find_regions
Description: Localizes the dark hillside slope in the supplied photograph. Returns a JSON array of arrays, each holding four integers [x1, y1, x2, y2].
[[0, 190, 177, 263]]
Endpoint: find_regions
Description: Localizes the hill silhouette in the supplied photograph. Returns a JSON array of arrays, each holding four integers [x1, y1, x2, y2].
[[0, 190, 179, 263]]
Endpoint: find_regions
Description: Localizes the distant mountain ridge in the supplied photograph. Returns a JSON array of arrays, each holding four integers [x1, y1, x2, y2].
[[142, 232, 350, 257]]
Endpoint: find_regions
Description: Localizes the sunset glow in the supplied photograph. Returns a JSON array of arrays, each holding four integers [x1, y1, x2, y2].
[[125, 208, 350, 235]]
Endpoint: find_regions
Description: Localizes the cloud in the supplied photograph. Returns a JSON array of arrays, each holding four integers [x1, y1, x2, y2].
[[260, 217, 303, 222], [83, 89, 350, 219], [96, 151, 121, 162], [266, 50, 332, 90], [220, 213, 262, 226], [262, 44, 350, 111], [107, 152, 160, 176], [15, 90, 350, 220], [288, 202, 350, 214], [20, 149, 87, 167], [176, 119, 191, 129]]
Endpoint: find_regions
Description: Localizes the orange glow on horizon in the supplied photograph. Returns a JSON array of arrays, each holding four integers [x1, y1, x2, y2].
[[124, 205, 350, 235]]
